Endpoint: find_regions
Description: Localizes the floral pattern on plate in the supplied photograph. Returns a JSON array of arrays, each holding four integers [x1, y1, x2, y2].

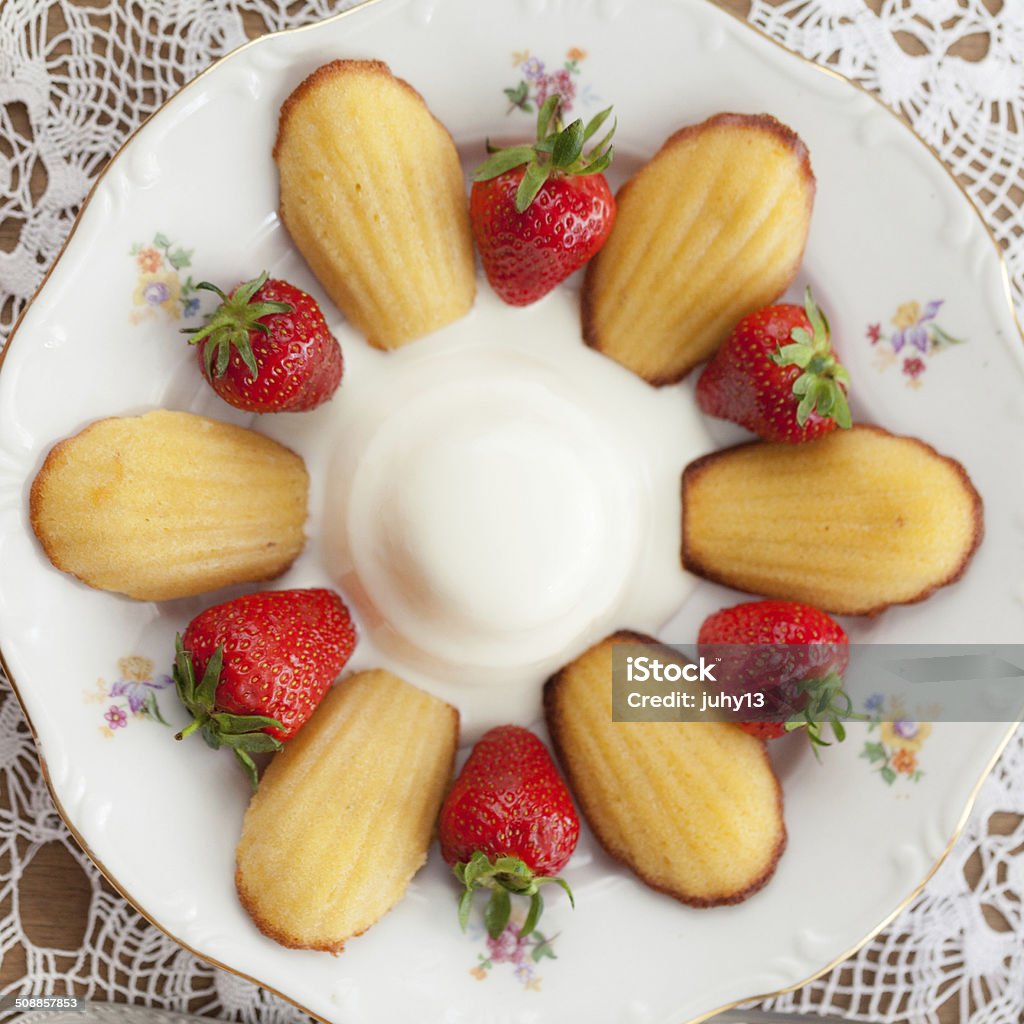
[[129, 233, 200, 323], [467, 912, 557, 990], [861, 694, 932, 784], [504, 48, 594, 116], [85, 655, 173, 737], [867, 299, 964, 388]]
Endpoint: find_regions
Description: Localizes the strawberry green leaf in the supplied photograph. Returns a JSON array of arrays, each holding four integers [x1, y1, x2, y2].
[[551, 118, 585, 168], [247, 301, 293, 321], [460, 850, 491, 888], [233, 749, 260, 790], [211, 711, 285, 735], [588, 122, 616, 159], [215, 338, 232, 377], [831, 385, 853, 429], [805, 286, 830, 340], [585, 147, 614, 177], [473, 145, 538, 181], [582, 106, 613, 142], [552, 875, 575, 908], [493, 855, 533, 878], [515, 160, 551, 213], [484, 888, 512, 939], [458, 888, 474, 932], [232, 271, 269, 306], [587, 132, 616, 172], [218, 732, 283, 754], [776, 342, 813, 368], [519, 891, 543, 938], [795, 388, 816, 426], [195, 280, 228, 300], [536, 94, 560, 141], [173, 635, 197, 704], [195, 645, 223, 708]]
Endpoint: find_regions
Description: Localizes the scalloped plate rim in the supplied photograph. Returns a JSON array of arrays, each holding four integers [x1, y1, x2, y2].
[[0, 1, 1022, 1022]]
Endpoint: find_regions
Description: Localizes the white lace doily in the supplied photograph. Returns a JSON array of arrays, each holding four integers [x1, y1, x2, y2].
[[1, 1, 1022, 1020]]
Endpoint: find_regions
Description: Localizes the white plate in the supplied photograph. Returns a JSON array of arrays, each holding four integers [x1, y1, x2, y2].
[[2, 1, 1023, 1022]]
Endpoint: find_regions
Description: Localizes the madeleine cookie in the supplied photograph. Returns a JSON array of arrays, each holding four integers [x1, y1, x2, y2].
[[544, 632, 786, 906], [275, 59, 475, 349], [681, 426, 983, 615], [236, 669, 459, 951], [29, 409, 308, 601], [582, 113, 814, 384]]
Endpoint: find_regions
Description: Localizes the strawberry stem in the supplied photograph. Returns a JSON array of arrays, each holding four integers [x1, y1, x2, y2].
[[181, 271, 292, 380], [783, 670, 864, 753], [175, 718, 202, 743], [771, 287, 852, 429], [453, 851, 574, 939], [472, 94, 615, 213], [171, 634, 284, 789]]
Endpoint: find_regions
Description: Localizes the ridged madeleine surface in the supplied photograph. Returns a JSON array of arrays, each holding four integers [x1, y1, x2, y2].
[[682, 426, 983, 615], [583, 113, 814, 384], [545, 632, 785, 906], [236, 669, 459, 951], [275, 60, 475, 349], [29, 410, 307, 601]]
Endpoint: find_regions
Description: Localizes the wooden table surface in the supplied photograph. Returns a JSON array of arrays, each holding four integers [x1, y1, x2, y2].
[[0, 2, 1006, 1020]]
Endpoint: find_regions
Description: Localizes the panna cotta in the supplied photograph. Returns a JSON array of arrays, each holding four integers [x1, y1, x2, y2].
[[345, 362, 639, 670], [264, 283, 713, 730]]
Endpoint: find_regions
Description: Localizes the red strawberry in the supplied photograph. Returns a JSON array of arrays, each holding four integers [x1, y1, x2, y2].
[[439, 724, 579, 938], [696, 288, 851, 443], [697, 600, 851, 747], [185, 272, 343, 412], [736, 721, 788, 741], [173, 588, 357, 785], [470, 95, 616, 306]]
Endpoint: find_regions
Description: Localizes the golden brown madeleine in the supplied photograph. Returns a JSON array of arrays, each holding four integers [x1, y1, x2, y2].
[[275, 59, 475, 349], [682, 426, 983, 615], [29, 410, 308, 601], [582, 113, 814, 384], [236, 669, 459, 951], [544, 632, 785, 906]]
